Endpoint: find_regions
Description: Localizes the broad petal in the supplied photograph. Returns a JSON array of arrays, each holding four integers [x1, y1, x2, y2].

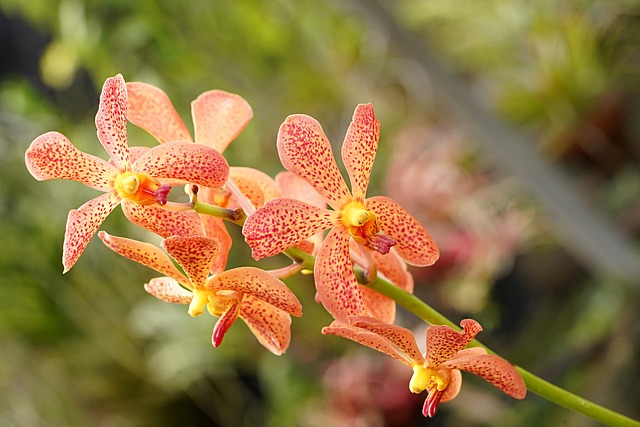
[[239, 294, 292, 355], [360, 285, 396, 324], [275, 171, 325, 209], [314, 226, 365, 322], [25, 131, 117, 191], [192, 90, 253, 153], [229, 167, 281, 210], [163, 236, 220, 289], [277, 114, 351, 210], [366, 196, 439, 266], [350, 316, 424, 364], [440, 370, 463, 403], [443, 353, 527, 399], [121, 201, 205, 238], [126, 82, 192, 143], [144, 277, 193, 304], [242, 198, 336, 260], [206, 266, 302, 316], [98, 231, 186, 284], [426, 319, 483, 367], [322, 320, 413, 367], [95, 74, 129, 168], [134, 141, 229, 189], [63, 192, 120, 272], [341, 104, 380, 202]]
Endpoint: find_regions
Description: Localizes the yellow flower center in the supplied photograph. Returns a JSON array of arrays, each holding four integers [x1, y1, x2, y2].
[[188, 289, 210, 317], [114, 171, 161, 205], [341, 201, 379, 245], [409, 364, 450, 394]]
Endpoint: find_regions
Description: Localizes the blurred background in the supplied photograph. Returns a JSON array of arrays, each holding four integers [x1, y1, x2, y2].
[[1, 0, 639, 426]]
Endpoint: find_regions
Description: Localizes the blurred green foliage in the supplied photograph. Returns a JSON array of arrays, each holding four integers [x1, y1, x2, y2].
[[1, 0, 639, 426]]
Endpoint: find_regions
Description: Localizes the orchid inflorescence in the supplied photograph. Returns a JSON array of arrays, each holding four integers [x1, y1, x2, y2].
[[25, 74, 526, 418]]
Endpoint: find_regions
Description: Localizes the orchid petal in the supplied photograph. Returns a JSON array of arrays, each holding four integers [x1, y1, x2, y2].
[[202, 216, 232, 275], [443, 353, 527, 399], [25, 131, 117, 191], [126, 82, 192, 144], [359, 286, 396, 324], [206, 267, 302, 316], [144, 277, 193, 304], [350, 316, 424, 364], [366, 196, 439, 266], [243, 198, 336, 260], [341, 104, 380, 202], [163, 236, 220, 288], [212, 300, 241, 348], [126, 146, 151, 164], [134, 141, 229, 189], [322, 320, 414, 367], [426, 319, 483, 367], [228, 167, 281, 210], [277, 114, 351, 210], [275, 171, 325, 209], [192, 90, 253, 153], [440, 369, 463, 403], [314, 226, 365, 322], [95, 74, 129, 168], [121, 201, 205, 238], [239, 294, 292, 355], [98, 231, 187, 284], [370, 249, 414, 293], [63, 192, 120, 272]]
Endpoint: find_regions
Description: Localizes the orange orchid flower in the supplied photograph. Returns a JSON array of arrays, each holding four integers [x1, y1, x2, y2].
[[242, 104, 439, 322], [25, 74, 229, 272], [99, 231, 302, 355], [323, 317, 526, 418], [126, 82, 258, 271]]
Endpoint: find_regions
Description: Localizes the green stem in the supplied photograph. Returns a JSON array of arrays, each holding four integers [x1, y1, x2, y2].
[[194, 200, 639, 426], [192, 199, 246, 226]]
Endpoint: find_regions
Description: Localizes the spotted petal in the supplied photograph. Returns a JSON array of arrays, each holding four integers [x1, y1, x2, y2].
[[366, 196, 439, 266], [95, 74, 129, 168], [229, 167, 281, 210], [426, 319, 483, 367], [25, 131, 117, 191], [163, 236, 220, 289], [443, 352, 527, 399], [98, 231, 186, 284], [239, 294, 292, 355], [122, 201, 205, 238], [144, 277, 193, 304], [243, 198, 337, 260], [126, 82, 192, 144], [206, 267, 302, 316], [350, 316, 424, 365], [322, 320, 414, 367], [441, 370, 463, 403], [341, 104, 380, 202], [314, 226, 365, 322], [371, 249, 414, 294], [359, 286, 396, 324], [134, 141, 229, 189], [275, 171, 325, 209], [63, 192, 121, 272], [192, 90, 253, 153], [277, 114, 351, 210]]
